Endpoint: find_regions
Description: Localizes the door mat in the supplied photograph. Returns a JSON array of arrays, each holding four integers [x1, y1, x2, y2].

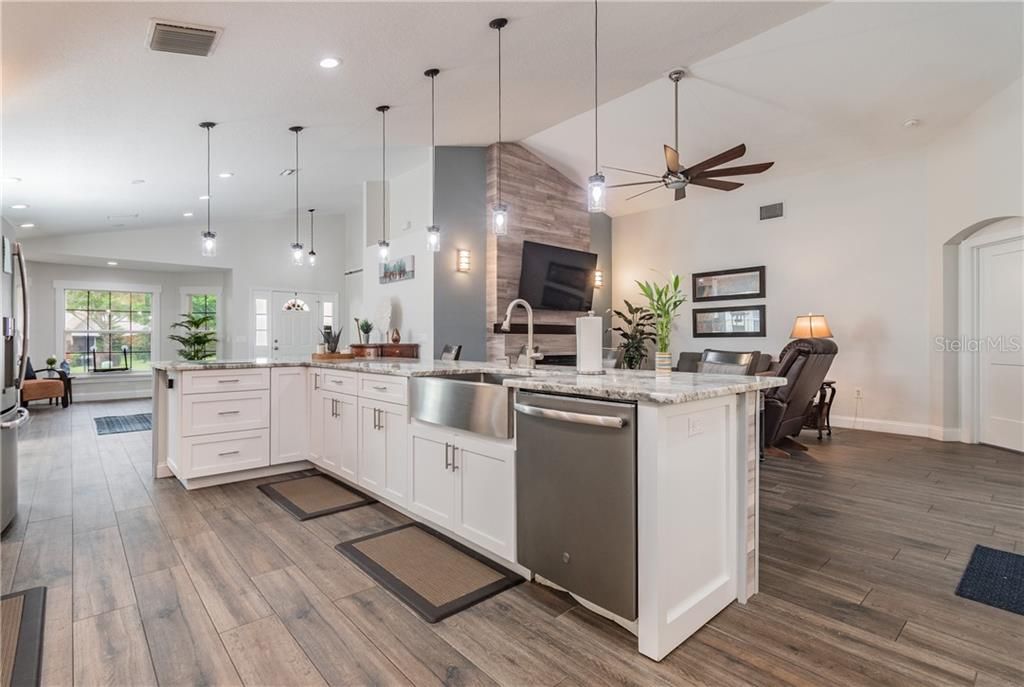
[[94, 413, 152, 435], [955, 545, 1024, 615], [1, 587, 46, 687], [336, 522, 522, 623], [259, 474, 375, 521]]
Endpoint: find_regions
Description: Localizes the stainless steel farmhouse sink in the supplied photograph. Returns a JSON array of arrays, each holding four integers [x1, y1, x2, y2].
[[409, 372, 527, 439]]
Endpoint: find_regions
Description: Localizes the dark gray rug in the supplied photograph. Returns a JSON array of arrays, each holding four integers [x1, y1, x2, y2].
[[1, 586, 46, 687], [94, 413, 152, 435], [955, 545, 1024, 615]]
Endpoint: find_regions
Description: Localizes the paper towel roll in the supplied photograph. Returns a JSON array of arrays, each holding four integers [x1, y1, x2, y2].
[[576, 311, 604, 374]]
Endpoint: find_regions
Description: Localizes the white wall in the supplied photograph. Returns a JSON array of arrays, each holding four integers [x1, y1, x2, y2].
[[24, 261, 225, 400], [20, 213, 349, 359], [359, 158, 435, 359], [611, 79, 1023, 440]]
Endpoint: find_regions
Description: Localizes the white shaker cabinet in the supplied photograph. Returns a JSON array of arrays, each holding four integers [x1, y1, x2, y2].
[[358, 397, 408, 505], [270, 367, 308, 465]]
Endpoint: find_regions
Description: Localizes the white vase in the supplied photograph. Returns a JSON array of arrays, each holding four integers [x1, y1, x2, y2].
[[655, 351, 672, 377]]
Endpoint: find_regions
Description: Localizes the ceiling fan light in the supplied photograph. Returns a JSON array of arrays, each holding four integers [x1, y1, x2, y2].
[[587, 173, 606, 213]]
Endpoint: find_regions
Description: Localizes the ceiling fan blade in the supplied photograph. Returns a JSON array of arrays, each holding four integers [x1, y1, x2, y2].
[[604, 165, 663, 179], [608, 180, 663, 189], [694, 161, 774, 178], [683, 144, 746, 177], [675, 187, 686, 201], [627, 185, 666, 201], [664, 145, 681, 173], [689, 178, 743, 191]]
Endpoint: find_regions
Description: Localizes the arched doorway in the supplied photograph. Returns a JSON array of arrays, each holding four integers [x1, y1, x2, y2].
[[954, 217, 1024, 450]]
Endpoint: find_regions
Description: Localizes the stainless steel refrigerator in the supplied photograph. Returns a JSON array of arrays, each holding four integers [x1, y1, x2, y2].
[[2, 229, 30, 533]]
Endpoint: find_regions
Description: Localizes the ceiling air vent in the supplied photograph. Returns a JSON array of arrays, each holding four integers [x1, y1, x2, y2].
[[148, 20, 222, 57], [759, 202, 784, 221]]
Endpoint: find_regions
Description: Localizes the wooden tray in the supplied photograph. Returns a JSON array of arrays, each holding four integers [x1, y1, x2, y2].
[[312, 352, 354, 361]]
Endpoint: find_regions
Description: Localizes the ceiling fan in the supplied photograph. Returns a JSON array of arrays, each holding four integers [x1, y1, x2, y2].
[[607, 69, 774, 202]]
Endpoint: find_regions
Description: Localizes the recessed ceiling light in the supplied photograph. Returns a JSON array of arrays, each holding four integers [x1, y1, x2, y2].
[[183, 211, 194, 217], [10, 204, 28, 209], [903, 118, 921, 128], [107, 261, 119, 266], [3, 177, 21, 184], [131, 179, 146, 184], [218, 172, 234, 178], [319, 57, 341, 69], [199, 194, 210, 200], [279, 169, 296, 176], [19, 223, 35, 228]]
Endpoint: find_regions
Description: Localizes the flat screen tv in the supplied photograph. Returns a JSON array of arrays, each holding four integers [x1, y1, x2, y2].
[[517, 240, 598, 311]]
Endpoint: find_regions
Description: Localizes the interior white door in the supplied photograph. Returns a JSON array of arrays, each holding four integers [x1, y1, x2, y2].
[[271, 291, 316, 359], [978, 236, 1024, 452]]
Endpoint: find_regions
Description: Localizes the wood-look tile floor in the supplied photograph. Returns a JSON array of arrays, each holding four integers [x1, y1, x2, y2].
[[2, 399, 1022, 686]]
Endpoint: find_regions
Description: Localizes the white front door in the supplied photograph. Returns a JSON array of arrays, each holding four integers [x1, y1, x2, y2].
[[271, 291, 316, 359], [978, 236, 1024, 452]]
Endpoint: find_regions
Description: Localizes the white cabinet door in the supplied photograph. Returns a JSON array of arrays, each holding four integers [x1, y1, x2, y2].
[[270, 367, 308, 465], [380, 401, 408, 504], [454, 435, 516, 561], [334, 393, 359, 482], [319, 393, 341, 474], [358, 398, 386, 494], [308, 373, 324, 466], [408, 424, 455, 529]]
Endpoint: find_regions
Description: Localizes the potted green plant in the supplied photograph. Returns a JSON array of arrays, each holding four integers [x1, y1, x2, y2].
[[168, 313, 217, 361], [636, 273, 687, 376], [611, 301, 655, 370], [358, 319, 374, 345], [45, 355, 58, 369]]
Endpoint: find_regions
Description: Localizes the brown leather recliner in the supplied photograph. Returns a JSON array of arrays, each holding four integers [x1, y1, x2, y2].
[[763, 338, 837, 449]]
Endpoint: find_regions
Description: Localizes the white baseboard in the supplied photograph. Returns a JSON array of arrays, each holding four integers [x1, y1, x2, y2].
[[73, 388, 153, 402], [830, 414, 961, 442]]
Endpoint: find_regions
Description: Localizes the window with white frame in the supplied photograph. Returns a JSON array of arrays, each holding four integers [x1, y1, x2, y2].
[[321, 300, 334, 330], [180, 287, 221, 359], [254, 295, 269, 355], [57, 282, 160, 374]]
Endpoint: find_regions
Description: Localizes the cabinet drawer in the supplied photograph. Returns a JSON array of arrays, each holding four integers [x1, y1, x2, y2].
[[357, 373, 407, 405], [182, 429, 269, 478], [181, 389, 270, 437], [316, 369, 358, 396], [181, 368, 270, 395]]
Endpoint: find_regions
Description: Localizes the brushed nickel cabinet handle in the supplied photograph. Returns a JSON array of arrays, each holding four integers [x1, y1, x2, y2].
[[217, 410, 240, 416], [372, 384, 388, 391], [217, 450, 240, 456], [217, 379, 240, 384]]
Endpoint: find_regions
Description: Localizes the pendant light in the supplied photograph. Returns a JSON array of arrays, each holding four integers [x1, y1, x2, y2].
[[587, 0, 606, 213], [198, 122, 217, 256], [376, 105, 391, 263], [425, 68, 441, 253], [307, 208, 317, 266], [288, 126, 305, 266], [489, 17, 509, 235]]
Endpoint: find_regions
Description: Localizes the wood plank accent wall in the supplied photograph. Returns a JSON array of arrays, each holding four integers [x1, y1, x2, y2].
[[485, 143, 591, 361]]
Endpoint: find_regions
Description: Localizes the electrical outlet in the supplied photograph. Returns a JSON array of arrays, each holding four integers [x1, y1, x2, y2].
[[854, 387, 863, 399]]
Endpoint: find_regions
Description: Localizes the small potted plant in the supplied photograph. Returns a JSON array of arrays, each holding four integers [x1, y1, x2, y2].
[[45, 355, 58, 369], [358, 319, 374, 345], [636, 273, 687, 376], [611, 301, 655, 370]]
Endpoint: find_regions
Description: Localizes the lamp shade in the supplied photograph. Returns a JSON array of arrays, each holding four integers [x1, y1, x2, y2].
[[790, 314, 833, 338]]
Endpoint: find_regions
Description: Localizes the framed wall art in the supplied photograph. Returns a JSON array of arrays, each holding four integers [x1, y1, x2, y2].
[[693, 305, 766, 338], [692, 266, 765, 302]]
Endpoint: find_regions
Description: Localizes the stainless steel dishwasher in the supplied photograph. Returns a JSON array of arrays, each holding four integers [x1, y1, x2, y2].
[[515, 390, 637, 620]]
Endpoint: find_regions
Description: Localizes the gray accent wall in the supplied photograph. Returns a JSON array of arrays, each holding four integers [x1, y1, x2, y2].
[[589, 212, 613, 346], [432, 147, 488, 361]]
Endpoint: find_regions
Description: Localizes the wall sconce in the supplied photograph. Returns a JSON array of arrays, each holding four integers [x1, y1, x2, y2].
[[594, 269, 604, 288], [456, 249, 471, 273]]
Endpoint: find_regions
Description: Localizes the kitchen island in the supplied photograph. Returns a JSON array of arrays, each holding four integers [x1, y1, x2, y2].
[[151, 358, 784, 661]]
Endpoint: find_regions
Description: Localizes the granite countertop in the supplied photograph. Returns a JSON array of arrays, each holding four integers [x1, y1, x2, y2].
[[152, 357, 785, 404]]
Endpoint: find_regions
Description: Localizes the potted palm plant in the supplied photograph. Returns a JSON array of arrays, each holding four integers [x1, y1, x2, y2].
[[168, 313, 217, 361], [611, 301, 655, 369], [636, 273, 687, 376]]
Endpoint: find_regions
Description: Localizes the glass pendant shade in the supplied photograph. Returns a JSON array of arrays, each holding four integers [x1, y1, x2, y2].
[[426, 225, 440, 252], [307, 250, 317, 267], [291, 242, 304, 266], [378, 239, 390, 262], [201, 231, 217, 257], [588, 173, 606, 213], [492, 204, 508, 236]]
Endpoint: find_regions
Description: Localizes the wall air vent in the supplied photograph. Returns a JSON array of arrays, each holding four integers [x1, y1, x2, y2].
[[148, 20, 222, 57], [759, 202, 784, 221]]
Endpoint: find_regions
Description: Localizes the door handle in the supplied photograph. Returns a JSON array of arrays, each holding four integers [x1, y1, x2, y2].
[[371, 408, 378, 430], [513, 403, 626, 428]]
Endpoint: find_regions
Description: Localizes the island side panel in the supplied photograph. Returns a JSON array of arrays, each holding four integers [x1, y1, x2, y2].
[[636, 395, 739, 661], [151, 369, 171, 479], [735, 390, 759, 601]]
